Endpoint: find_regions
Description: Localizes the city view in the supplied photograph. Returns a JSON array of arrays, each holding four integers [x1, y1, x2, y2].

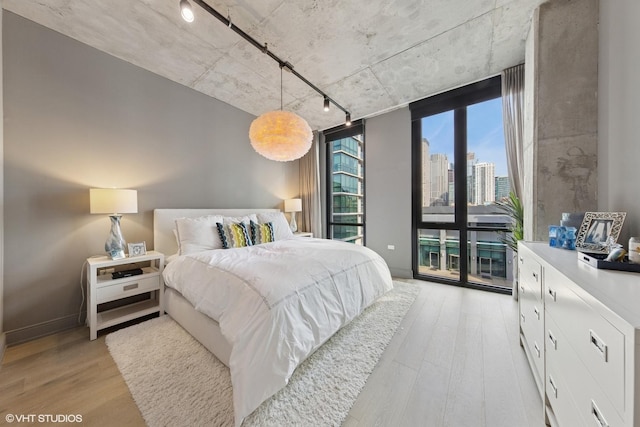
[[419, 98, 514, 288], [327, 97, 514, 289]]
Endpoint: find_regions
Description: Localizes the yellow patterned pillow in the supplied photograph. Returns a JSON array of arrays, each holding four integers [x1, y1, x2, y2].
[[216, 222, 253, 249]]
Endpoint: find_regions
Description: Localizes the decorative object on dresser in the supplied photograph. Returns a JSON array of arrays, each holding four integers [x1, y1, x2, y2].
[[86, 251, 164, 340], [89, 188, 138, 259], [575, 211, 626, 254], [284, 198, 302, 232], [518, 241, 640, 427]]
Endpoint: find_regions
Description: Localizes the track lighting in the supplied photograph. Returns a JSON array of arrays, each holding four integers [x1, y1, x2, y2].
[[180, 0, 194, 23], [179, 0, 351, 131]]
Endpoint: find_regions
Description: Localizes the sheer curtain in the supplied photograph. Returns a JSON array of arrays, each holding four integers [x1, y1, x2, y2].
[[502, 63, 525, 199], [299, 131, 322, 238], [502, 63, 525, 299]]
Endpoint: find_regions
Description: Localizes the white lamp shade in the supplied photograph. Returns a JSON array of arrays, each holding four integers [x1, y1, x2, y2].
[[284, 198, 302, 213], [90, 189, 138, 214]]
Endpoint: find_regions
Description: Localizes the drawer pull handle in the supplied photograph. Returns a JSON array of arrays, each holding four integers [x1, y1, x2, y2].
[[123, 283, 139, 292], [534, 342, 541, 358], [548, 375, 558, 398], [519, 256, 524, 264], [548, 330, 557, 350], [534, 306, 540, 320], [589, 330, 608, 362], [532, 271, 538, 281], [520, 313, 525, 323], [591, 400, 609, 427], [548, 288, 557, 301]]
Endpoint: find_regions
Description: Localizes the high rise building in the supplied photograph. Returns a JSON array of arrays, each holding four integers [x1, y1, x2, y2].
[[422, 138, 430, 207], [430, 153, 449, 206], [473, 162, 495, 205], [331, 136, 364, 244], [495, 176, 510, 201], [467, 152, 477, 204]]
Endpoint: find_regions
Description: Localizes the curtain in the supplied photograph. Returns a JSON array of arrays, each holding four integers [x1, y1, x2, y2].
[[502, 63, 525, 199], [502, 63, 525, 299], [299, 132, 322, 238]]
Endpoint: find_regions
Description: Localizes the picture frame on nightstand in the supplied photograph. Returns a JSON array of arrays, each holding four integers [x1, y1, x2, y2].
[[128, 241, 147, 257]]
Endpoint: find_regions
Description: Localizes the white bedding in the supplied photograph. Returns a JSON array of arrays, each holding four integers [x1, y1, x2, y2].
[[162, 237, 393, 426]]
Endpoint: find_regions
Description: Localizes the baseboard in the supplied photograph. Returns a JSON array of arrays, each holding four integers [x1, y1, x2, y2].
[[390, 268, 413, 279], [0, 332, 6, 363], [5, 314, 80, 346]]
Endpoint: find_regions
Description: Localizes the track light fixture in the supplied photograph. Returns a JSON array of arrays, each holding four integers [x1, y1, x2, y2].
[[180, 0, 194, 23], [345, 113, 352, 126], [180, 0, 351, 121]]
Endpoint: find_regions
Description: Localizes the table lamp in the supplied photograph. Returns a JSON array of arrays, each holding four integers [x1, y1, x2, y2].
[[284, 198, 302, 233], [90, 188, 138, 257]]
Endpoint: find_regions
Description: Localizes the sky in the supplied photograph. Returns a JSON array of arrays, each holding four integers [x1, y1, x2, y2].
[[421, 97, 508, 176]]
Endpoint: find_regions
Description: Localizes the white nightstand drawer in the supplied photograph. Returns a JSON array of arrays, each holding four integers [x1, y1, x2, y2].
[[97, 275, 160, 304]]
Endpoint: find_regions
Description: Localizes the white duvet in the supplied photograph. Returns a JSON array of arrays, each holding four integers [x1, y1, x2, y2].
[[162, 237, 393, 426]]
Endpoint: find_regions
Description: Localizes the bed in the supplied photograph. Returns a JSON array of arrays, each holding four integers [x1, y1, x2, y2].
[[153, 208, 393, 426]]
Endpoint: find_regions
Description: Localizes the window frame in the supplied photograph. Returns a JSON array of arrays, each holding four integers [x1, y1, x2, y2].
[[324, 120, 366, 245]]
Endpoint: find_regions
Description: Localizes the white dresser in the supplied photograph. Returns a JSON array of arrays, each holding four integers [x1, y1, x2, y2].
[[518, 241, 640, 427]]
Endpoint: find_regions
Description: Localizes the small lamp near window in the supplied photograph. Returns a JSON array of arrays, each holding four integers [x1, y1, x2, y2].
[[284, 198, 302, 233], [90, 188, 138, 258]]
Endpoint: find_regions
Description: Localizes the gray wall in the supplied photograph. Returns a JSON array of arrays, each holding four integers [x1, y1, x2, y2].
[[3, 12, 298, 344], [365, 109, 412, 278], [523, 0, 599, 241], [0, 6, 5, 358], [598, 0, 640, 243]]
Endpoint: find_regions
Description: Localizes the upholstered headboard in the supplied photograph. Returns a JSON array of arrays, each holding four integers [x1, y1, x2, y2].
[[153, 208, 280, 256]]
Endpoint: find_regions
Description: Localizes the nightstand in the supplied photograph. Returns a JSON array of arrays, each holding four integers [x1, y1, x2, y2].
[[87, 251, 164, 340], [294, 232, 313, 238]]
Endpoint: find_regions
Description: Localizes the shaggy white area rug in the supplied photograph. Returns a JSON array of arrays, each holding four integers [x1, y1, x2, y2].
[[106, 281, 419, 427]]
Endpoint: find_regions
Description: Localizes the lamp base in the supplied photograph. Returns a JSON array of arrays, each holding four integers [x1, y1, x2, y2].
[[289, 213, 298, 233], [105, 214, 127, 258]]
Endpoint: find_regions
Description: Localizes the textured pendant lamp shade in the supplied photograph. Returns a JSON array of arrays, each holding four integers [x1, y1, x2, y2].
[[90, 188, 138, 257], [249, 110, 312, 162]]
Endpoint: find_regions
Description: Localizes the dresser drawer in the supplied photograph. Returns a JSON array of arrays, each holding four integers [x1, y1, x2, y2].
[[519, 254, 542, 301], [97, 275, 160, 304], [520, 293, 544, 386], [546, 365, 584, 427], [545, 267, 625, 414], [546, 313, 624, 427]]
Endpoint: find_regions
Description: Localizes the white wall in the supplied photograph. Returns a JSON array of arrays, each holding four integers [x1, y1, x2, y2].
[[598, 0, 640, 243], [3, 12, 298, 344], [365, 109, 413, 278]]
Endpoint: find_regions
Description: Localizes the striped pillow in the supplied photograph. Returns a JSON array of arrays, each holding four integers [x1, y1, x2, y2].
[[250, 220, 275, 244], [216, 222, 253, 249]]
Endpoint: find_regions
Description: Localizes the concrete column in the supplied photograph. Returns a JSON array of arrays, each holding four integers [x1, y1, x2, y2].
[[523, 0, 599, 241]]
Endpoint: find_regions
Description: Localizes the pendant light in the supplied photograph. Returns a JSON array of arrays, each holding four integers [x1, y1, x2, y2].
[[249, 66, 312, 162]]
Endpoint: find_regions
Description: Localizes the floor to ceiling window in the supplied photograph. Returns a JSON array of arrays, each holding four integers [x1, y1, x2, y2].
[[411, 76, 513, 293], [324, 121, 365, 245]]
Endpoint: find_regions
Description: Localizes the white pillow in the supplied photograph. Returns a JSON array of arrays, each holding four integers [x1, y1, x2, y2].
[[256, 212, 294, 240], [222, 214, 258, 228], [175, 215, 224, 255]]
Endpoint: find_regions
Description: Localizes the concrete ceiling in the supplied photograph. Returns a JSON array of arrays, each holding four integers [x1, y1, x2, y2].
[[3, 0, 544, 131]]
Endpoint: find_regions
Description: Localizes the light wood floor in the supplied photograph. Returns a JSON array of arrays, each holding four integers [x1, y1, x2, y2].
[[0, 280, 543, 426]]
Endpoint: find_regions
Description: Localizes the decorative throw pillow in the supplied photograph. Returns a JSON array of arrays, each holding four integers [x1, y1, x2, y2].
[[256, 211, 294, 240], [250, 220, 275, 244], [216, 222, 253, 249]]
